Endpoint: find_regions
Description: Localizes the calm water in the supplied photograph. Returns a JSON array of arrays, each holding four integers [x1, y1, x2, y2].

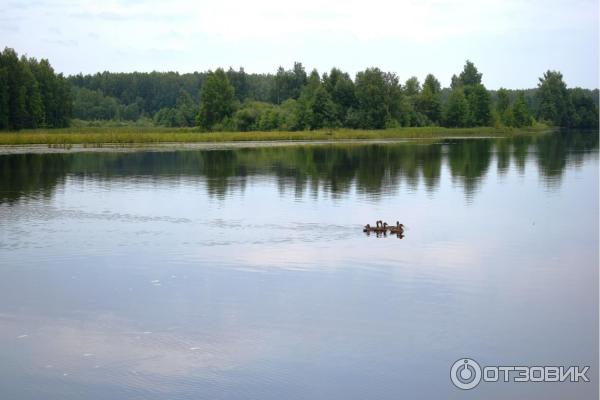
[[0, 132, 598, 399]]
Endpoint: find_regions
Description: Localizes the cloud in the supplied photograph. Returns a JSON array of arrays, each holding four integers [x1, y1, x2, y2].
[[69, 10, 190, 22], [0, 0, 597, 88], [0, 24, 18, 32], [44, 39, 78, 47], [56, 0, 597, 44], [7, 0, 46, 10], [50, 0, 597, 54], [68, 0, 192, 22]]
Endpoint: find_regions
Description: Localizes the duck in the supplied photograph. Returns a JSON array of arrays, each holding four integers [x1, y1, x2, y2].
[[374, 222, 388, 232], [389, 221, 404, 234], [363, 220, 385, 233], [363, 221, 376, 232]]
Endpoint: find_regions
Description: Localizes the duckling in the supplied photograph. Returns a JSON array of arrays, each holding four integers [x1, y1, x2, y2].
[[389, 221, 404, 234], [374, 222, 388, 232], [363, 220, 385, 233]]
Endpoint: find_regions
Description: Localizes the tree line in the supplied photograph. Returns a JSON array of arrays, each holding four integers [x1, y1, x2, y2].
[[0, 48, 71, 130], [1, 47, 598, 131], [195, 62, 598, 131]]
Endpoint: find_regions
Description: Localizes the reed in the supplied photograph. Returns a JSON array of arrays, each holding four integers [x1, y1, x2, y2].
[[0, 126, 553, 146]]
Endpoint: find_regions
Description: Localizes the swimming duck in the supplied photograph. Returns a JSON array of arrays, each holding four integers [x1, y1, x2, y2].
[[363, 220, 384, 233], [389, 221, 404, 234], [374, 222, 389, 232]]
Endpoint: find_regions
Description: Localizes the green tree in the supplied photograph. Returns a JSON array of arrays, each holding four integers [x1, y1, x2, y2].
[[423, 74, 441, 94], [465, 84, 492, 126], [175, 88, 197, 126], [272, 66, 288, 104], [0, 48, 71, 129], [308, 85, 338, 129], [72, 87, 120, 120], [569, 88, 599, 129], [417, 74, 442, 124], [0, 48, 30, 129], [447, 60, 490, 127], [292, 62, 308, 92], [197, 68, 236, 130], [510, 91, 532, 127], [323, 68, 356, 124], [153, 107, 178, 127], [444, 88, 469, 127], [536, 70, 572, 126], [0, 67, 8, 129], [278, 99, 302, 130], [384, 72, 408, 126], [233, 101, 272, 131], [295, 69, 321, 129], [404, 76, 421, 96], [496, 88, 510, 114], [29, 58, 71, 127], [152, 90, 197, 128], [353, 68, 388, 129], [227, 67, 248, 102], [16, 57, 43, 128], [272, 62, 307, 104], [496, 88, 511, 125], [450, 74, 461, 90], [399, 76, 427, 126], [120, 100, 142, 121], [458, 60, 482, 86]]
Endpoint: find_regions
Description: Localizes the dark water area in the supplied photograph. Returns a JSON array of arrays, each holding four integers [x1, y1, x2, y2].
[[0, 131, 598, 399]]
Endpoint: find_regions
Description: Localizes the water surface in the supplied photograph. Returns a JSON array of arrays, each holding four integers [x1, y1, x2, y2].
[[0, 132, 598, 399]]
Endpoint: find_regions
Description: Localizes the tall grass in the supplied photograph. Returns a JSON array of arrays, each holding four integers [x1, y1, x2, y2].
[[0, 126, 553, 146]]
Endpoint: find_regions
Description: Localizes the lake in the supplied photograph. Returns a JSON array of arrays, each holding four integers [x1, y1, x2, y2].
[[0, 131, 598, 399]]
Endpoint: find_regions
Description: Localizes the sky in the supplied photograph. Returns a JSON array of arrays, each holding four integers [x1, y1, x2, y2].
[[0, 0, 598, 89]]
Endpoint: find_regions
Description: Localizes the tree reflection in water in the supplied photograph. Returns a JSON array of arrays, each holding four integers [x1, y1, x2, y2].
[[0, 130, 597, 205]]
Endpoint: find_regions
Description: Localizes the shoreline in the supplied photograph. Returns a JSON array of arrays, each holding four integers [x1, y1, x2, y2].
[[0, 137, 512, 155], [0, 126, 554, 153]]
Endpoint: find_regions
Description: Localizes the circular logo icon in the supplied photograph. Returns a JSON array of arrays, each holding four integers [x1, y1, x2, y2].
[[450, 358, 482, 390]]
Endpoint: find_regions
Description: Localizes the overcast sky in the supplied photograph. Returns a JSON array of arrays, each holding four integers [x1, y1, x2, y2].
[[1, 0, 598, 89]]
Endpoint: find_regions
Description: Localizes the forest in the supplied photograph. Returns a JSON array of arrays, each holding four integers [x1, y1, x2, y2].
[[0, 48, 71, 130], [1, 47, 598, 132]]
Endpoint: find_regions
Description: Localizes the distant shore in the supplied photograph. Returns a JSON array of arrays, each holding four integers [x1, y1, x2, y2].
[[0, 137, 526, 155], [0, 126, 553, 149]]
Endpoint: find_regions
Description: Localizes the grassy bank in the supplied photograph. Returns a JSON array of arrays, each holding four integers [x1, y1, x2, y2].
[[0, 126, 553, 146]]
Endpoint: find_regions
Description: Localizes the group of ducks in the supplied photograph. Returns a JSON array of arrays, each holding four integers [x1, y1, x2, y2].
[[363, 220, 405, 236]]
